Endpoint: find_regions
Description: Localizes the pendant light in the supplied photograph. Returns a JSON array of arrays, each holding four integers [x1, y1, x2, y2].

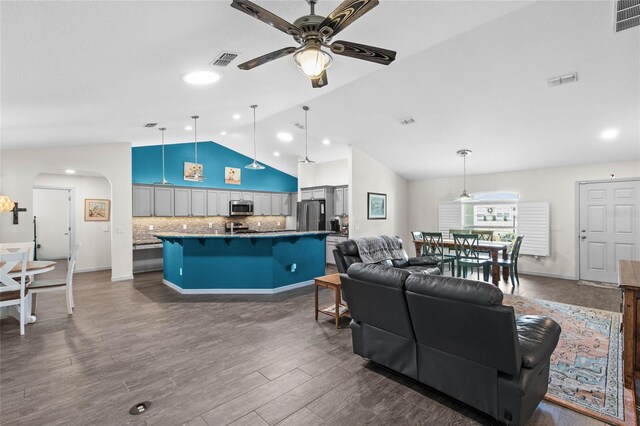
[[298, 106, 315, 164], [191, 115, 206, 181], [456, 149, 472, 201], [245, 105, 265, 170], [154, 127, 173, 185]]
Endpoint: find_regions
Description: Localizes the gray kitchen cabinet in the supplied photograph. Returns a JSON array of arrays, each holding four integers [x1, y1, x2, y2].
[[326, 235, 347, 265], [229, 191, 241, 201], [241, 191, 254, 202], [217, 191, 230, 216], [271, 193, 282, 216], [133, 185, 154, 217], [191, 189, 207, 216], [334, 188, 344, 216], [154, 187, 174, 217], [301, 190, 312, 201], [253, 192, 263, 215], [206, 190, 218, 216], [281, 193, 291, 216], [260, 193, 272, 215], [174, 188, 191, 217], [312, 189, 326, 199]]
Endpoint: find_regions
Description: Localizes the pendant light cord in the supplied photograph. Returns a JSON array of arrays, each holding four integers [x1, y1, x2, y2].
[[251, 105, 258, 160], [463, 153, 466, 192], [191, 115, 199, 164], [304, 106, 309, 158], [160, 127, 166, 181]]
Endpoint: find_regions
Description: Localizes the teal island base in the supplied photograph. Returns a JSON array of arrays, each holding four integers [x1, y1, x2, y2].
[[156, 232, 330, 294]]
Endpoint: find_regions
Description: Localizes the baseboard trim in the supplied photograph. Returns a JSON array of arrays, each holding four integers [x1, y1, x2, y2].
[[162, 279, 315, 295], [76, 266, 111, 273], [517, 270, 577, 281], [111, 275, 134, 282]]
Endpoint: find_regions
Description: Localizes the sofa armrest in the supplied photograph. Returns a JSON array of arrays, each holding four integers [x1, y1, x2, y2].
[[408, 256, 440, 266], [516, 315, 561, 368]]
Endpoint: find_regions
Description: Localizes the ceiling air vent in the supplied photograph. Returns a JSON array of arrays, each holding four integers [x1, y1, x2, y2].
[[616, 0, 640, 32], [399, 118, 415, 125], [294, 122, 305, 129], [212, 51, 239, 67], [144, 123, 157, 128], [547, 73, 578, 87]]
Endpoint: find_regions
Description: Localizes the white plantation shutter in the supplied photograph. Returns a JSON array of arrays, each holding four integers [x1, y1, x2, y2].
[[438, 203, 463, 238], [517, 202, 550, 256]]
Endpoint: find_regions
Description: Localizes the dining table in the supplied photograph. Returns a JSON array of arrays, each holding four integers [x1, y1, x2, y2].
[[413, 239, 510, 285], [2, 259, 57, 323]]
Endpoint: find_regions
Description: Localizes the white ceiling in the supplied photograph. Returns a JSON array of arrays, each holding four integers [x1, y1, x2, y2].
[[1, 1, 638, 179]]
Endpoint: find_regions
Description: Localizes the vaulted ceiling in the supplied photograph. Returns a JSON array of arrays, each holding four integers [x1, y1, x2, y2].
[[1, 1, 638, 178]]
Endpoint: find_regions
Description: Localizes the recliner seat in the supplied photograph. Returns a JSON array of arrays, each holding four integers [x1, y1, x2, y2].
[[341, 264, 561, 426]]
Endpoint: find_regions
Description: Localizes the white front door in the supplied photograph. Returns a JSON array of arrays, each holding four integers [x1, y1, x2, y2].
[[33, 188, 71, 260], [579, 180, 640, 283]]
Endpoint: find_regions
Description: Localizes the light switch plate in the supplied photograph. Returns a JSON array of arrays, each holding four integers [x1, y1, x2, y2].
[[182, 224, 187, 230], [102, 224, 110, 232], [149, 225, 154, 231], [208, 223, 212, 229]]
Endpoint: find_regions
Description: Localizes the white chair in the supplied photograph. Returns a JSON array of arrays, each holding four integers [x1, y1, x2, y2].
[[0, 250, 29, 335], [0, 242, 35, 281], [30, 243, 80, 315]]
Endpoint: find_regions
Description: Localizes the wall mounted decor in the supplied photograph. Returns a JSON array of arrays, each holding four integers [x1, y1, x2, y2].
[[184, 162, 204, 182], [84, 199, 110, 221], [367, 192, 386, 220], [225, 167, 241, 185]]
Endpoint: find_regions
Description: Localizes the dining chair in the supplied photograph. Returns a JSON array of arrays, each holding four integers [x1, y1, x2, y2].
[[498, 235, 524, 286], [30, 243, 81, 315], [422, 232, 455, 274], [411, 231, 425, 255], [473, 230, 494, 259], [0, 242, 35, 282], [453, 233, 491, 281], [0, 250, 29, 335]]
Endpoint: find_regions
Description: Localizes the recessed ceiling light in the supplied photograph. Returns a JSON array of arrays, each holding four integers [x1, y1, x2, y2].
[[185, 126, 193, 131], [232, 114, 241, 120], [322, 138, 331, 145], [273, 151, 280, 157], [220, 131, 227, 135], [65, 169, 76, 174], [181, 71, 221, 85], [601, 128, 619, 140], [277, 132, 293, 142]]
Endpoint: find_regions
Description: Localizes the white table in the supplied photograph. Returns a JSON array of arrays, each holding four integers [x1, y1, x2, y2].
[[5, 260, 57, 323]]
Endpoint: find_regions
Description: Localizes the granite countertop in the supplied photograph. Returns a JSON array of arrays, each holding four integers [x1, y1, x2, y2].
[[153, 231, 333, 239], [133, 238, 162, 245]]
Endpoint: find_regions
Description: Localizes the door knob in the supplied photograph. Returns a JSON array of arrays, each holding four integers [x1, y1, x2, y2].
[[580, 235, 586, 240]]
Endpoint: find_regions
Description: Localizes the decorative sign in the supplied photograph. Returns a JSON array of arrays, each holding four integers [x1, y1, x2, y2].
[[84, 199, 110, 221], [225, 167, 241, 185], [367, 192, 387, 220], [184, 162, 204, 182]]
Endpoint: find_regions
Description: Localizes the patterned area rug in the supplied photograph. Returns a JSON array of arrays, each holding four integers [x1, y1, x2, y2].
[[503, 295, 636, 426]]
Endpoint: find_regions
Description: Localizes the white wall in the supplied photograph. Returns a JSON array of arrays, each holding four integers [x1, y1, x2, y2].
[[0, 143, 132, 281], [34, 173, 112, 272], [349, 146, 410, 244], [297, 159, 348, 188], [408, 160, 640, 279]]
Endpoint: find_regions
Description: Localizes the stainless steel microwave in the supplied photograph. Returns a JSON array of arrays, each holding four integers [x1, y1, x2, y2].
[[229, 200, 254, 216]]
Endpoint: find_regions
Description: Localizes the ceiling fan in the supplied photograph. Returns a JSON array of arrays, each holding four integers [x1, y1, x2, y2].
[[230, 0, 397, 88]]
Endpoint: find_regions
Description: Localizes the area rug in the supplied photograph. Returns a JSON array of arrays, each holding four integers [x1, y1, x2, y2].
[[503, 295, 636, 426]]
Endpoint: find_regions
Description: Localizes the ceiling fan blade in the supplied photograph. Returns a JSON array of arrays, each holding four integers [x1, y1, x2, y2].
[[231, 0, 302, 37], [318, 0, 379, 39], [311, 70, 328, 88], [238, 47, 297, 70], [330, 40, 396, 65]]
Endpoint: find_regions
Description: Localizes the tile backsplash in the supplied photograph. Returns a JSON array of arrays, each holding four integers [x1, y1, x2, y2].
[[133, 216, 287, 243]]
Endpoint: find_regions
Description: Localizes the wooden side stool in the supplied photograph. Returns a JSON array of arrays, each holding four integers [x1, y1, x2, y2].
[[314, 273, 349, 329]]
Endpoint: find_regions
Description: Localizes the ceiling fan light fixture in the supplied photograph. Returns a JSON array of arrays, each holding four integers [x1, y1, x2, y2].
[[293, 47, 332, 78]]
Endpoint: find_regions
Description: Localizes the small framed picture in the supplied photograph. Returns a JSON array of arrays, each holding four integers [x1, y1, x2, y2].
[[367, 192, 387, 220], [184, 162, 204, 182], [84, 199, 110, 221], [225, 167, 241, 185]]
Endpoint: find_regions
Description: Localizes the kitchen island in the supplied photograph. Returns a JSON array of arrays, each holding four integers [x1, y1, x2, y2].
[[154, 231, 331, 294]]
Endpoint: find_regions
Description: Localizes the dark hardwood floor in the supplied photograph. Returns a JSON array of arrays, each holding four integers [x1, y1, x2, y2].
[[0, 265, 621, 425]]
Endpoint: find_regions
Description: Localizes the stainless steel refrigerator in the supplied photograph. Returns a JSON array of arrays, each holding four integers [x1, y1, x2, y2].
[[297, 200, 326, 232]]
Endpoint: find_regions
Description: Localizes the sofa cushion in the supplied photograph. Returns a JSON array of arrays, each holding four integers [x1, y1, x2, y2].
[[403, 266, 442, 275], [516, 315, 561, 368], [408, 256, 440, 266], [405, 274, 503, 306], [337, 240, 360, 257], [346, 263, 411, 289]]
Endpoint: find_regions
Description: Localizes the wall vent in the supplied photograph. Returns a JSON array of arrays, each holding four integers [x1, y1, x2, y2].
[[399, 118, 415, 125], [547, 73, 578, 87], [144, 123, 157, 128], [616, 0, 640, 32], [212, 51, 239, 67]]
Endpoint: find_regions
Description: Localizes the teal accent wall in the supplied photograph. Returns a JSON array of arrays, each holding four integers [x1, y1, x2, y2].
[[132, 141, 297, 192]]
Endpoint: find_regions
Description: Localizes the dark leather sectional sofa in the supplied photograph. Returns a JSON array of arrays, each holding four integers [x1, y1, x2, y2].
[[333, 237, 441, 275], [340, 263, 561, 426]]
